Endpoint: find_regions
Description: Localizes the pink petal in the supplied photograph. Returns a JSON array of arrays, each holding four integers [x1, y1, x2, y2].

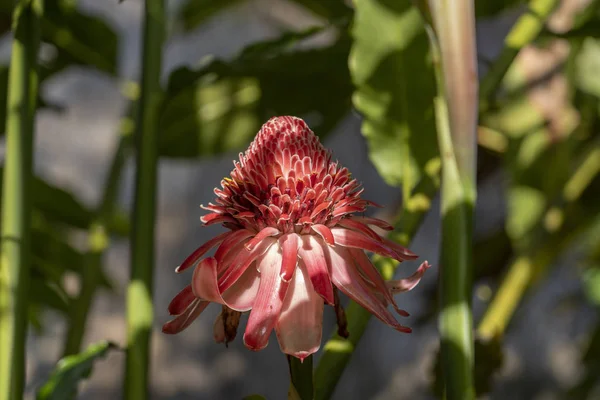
[[332, 205, 365, 218], [331, 227, 398, 260], [168, 284, 195, 315], [349, 248, 409, 317], [243, 244, 289, 351], [219, 237, 274, 292], [298, 235, 334, 305], [214, 229, 254, 263], [311, 224, 334, 246], [175, 231, 232, 273], [337, 218, 383, 242], [221, 260, 261, 311], [387, 261, 430, 293], [162, 299, 209, 334], [349, 216, 393, 230], [279, 233, 299, 282], [276, 262, 324, 360], [201, 213, 238, 226], [192, 257, 258, 312], [381, 238, 418, 260], [245, 227, 280, 250], [328, 246, 411, 333]]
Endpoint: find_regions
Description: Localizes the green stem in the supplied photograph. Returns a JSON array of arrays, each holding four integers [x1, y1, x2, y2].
[[63, 135, 130, 356], [426, 1, 478, 399], [288, 355, 314, 400], [479, 0, 560, 112], [434, 94, 476, 400], [124, 0, 164, 397], [314, 172, 439, 400], [0, 1, 42, 399]]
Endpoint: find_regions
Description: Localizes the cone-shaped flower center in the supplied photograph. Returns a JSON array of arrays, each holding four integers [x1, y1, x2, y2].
[[204, 116, 365, 233]]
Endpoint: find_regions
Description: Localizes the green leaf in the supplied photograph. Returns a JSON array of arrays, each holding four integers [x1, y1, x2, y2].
[[349, 0, 438, 192], [576, 37, 600, 98], [288, 0, 352, 20], [41, 0, 118, 75], [31, 224, 114, 289], [160, 27, 352, 158], [32, 176, 93, 229], [36, 341, 118, 400], [176, 0, 244, 32], [29, 278, 70, 314], [583, 265, 600, 306], [159, 75, 262, 157]]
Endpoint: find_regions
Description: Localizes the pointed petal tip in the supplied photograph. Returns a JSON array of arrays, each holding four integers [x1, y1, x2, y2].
[[161, 324, 175, 334], [167, 285, 195, 315], [291, 350, 317, 362], [311, 224, 335, 246], [243, 334, 270, 352], [396, 326, 412, 334], [387, 260, 431, 294], [397, 309, 410, 317]]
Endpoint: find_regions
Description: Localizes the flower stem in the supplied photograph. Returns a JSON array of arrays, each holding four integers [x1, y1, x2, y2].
[[63, 134, 130, 356], [124, 0, 164, 398], [0, 1, 42, 399], [288, 355, 314, 400]]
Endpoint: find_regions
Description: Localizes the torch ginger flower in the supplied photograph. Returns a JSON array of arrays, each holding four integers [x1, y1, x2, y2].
[[163, 116, 430, 360]]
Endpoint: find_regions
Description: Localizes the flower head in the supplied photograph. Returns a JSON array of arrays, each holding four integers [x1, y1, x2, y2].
[[163, 116, 429, 360]]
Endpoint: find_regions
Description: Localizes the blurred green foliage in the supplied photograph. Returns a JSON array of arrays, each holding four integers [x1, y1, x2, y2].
[[0, 0, 599, 398]]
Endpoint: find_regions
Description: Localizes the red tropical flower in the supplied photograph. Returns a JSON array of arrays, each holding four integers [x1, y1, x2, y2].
[[163, 116, 429, 360]]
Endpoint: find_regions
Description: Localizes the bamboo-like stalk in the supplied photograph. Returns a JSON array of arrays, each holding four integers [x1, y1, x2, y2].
[[0, 1, 43, 399], [124, 0, 165, 398], [63, 134, 130, 356], [426, 1, 478, 399]]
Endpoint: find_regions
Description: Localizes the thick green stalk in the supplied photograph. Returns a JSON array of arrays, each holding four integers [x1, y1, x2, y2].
[[479, 0, 560, 112], [426, 1, 478, 399], [63, 135, 129, 356], [289, 356, 314, 400], [124, 0, 164, 398], [434, 94, 476, 400], [314, 172, 439, 400], [0, 1, 42, 399]]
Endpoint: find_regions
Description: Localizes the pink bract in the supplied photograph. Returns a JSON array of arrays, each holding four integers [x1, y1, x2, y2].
[[163, 116, 429, 360]]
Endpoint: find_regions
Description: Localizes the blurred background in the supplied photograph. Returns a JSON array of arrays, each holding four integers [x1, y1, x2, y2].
[[3, 0, 600, 399]]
